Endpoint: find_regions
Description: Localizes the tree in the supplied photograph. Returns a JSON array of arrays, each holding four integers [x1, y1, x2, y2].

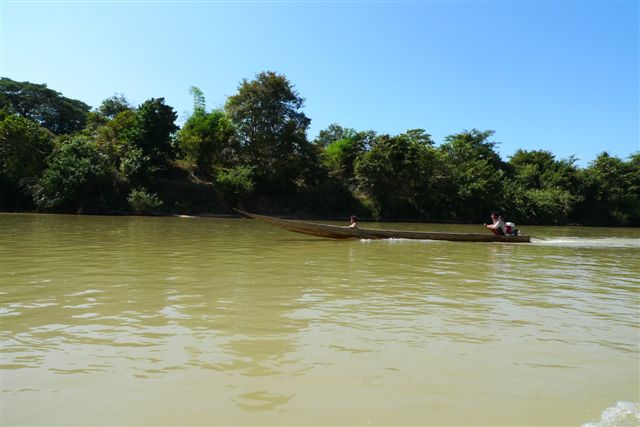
[[100, 109, 139, 145], [225, 71, 312, 190], [438, 129, 504, 221], [177, 87, 237, 175], [91, 109, 154, 189], [0, 114, 54, 207], [0, 77, 91, 134], [355, 131, 438, 219], [321, 130, 376, 182], [32, 136, 119, 212], [575, 152, 640, 225], [508, 150, 580, 191], [187, 111, 236, 173], [503, 149, 581, 224], [98, 94, 132, 118], [313, 123, 356, 148], [440, 129, 502, 167], [323, 137, 363, 182], [508, 149, 555, 189], [189, 86, 206, 114], [133, 98, 178, 165]]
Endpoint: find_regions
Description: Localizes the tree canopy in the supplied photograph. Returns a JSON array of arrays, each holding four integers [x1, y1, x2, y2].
[[0, 77, 91, 134], [1, 74, 638, 225], [177, 87, 236, 174], [98, 94, 132, 118], [225, 71, 312, 190]]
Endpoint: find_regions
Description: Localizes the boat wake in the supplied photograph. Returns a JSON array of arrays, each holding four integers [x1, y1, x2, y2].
[[532, 237, 640, 249], [582, 401, 640, 427]]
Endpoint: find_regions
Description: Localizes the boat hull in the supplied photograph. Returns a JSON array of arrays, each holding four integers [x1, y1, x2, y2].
[[235, 210, 531, 243]]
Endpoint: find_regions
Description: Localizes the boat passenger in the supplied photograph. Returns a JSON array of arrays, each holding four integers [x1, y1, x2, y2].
[[484, 211, 506, 236], [349, 215, 359, 228]]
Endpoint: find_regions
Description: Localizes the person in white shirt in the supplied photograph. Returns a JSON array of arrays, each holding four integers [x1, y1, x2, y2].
[[484, 211, 506, 235]]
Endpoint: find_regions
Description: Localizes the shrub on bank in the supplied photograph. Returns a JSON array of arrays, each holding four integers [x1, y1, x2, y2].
[[128, 188, 163, 215]]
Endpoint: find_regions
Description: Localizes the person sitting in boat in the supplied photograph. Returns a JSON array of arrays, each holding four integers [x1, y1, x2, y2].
[[484, 211, 506, 236], [349, 215, 359, 228]]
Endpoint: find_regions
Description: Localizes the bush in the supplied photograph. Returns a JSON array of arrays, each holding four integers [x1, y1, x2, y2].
[[216, 166, 254, 205], [33, 136, 117, 212], [127, 188, 162, 215]]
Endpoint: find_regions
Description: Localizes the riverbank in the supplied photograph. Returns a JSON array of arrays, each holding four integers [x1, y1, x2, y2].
[[2, 162, 638, 226], [3, 163, 373, 221]]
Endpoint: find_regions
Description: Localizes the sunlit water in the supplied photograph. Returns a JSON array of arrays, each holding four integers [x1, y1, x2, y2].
[[1, 214, 638, 426]]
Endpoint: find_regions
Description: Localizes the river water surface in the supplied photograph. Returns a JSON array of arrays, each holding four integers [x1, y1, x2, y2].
[[1, 214, 638, 426]]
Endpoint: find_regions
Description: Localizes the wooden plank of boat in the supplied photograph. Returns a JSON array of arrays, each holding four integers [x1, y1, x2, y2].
[[234, 209, 531, 243]]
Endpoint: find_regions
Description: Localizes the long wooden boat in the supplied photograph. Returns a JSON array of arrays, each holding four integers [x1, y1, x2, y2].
[[234, 210, 531, 243]]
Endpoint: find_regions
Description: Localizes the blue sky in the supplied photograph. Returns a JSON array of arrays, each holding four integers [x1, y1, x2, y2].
[[1, 0, 638, 166]]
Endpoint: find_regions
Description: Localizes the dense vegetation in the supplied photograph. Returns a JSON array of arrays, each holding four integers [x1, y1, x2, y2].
[[1, 74, 639, 226]]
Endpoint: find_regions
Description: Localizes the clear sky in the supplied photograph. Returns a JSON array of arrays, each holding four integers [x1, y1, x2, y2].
[[1, 0, 638, 166]]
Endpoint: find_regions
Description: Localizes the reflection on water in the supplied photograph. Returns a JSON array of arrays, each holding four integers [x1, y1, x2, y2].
[[1, 214, 639, 426]]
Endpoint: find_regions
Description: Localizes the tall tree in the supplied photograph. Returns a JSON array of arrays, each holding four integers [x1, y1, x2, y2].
[[225, 71, 312, 189], [189, 86, 206, 114], [98, 94, 132, 118], [438, 129, 504, 221], [133, 98, 178, 165], [0, 114, 54, 207], [0, 77, 91, 134], [177, 87, 237, 175]]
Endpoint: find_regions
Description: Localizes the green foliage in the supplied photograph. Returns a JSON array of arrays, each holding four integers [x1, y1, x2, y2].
[[354, 131, 437, 219], [404, 128, 434, 146], [627, 153, 640, 196], [526, 188, 577, 223], [98, 94, 132, 118], [573, 152, 640, 225], [91, 109, 153, 188], [33, 136, 118, 212], [84, 111, 109, 135], [133, 98, 179, 165], [189, 86, 206, 115], [177, 88, 237, 175], [0, 77, 91, 134], [298, 177, 365, 216], [225, 71, 312, 190], [441, 129, 502, 166], [502, 183, 577, 224], [0, 114, 53, 184], [502, 149, 582, 224], [439, 129, 504, 221], [2, 76, 638, 225], [216, 166, 254, 205], [0, 114, 54, 207], [100, 109, 139, 145], [322, 137, 364, 181], [314, 123, 356, 148], [127, 187, 163, 215], [508, 149, 580, 192], [114, 141, 152, 186]]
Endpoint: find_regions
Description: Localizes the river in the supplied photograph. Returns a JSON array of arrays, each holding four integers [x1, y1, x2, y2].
[[1, 214, 638, 426]]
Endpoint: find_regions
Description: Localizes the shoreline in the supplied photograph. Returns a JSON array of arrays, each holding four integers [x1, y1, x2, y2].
[[1, 210, 636, 228]]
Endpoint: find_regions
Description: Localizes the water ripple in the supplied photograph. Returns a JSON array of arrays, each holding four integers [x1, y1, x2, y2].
[[1, 214, 638, 426]]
